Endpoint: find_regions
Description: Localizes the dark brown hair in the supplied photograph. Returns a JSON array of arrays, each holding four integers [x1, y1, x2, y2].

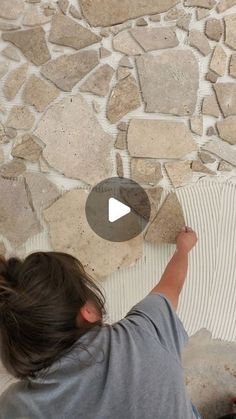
[[0, 251, 106, 379]]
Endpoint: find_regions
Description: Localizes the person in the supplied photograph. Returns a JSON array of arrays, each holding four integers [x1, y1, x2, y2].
[[0, 226, 201, 418]]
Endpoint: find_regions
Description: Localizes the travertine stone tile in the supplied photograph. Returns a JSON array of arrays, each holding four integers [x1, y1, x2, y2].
[[6, 106, 35, 130], [24, 172, 60, 210], [80, 64, 115, 97], [216, 117, 236, 145], [11, 134, 43, 161], [131, 159, 162, 185], [3, 64, 28, 101], [22, 74, 60, 112], [165, 161, 193, 187], [214, 83, 236, 117]]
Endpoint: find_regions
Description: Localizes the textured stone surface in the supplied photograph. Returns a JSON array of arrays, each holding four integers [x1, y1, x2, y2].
[[184, 0, 216, 6], [41, 51, 99, 91], [206, 126, 217, 136], [24, 172, 60, 210], [49, 14, 101, 50], [128, 120, 197, 158], [137, 51, 198, 116], [0, 147, 4, 164], [117, 67, 131, 81], [202, 95, 220, 117], [205, 19, 223, 41], [209, 46, 227, 76], [145, 187, 163, 221], [149, 14, 161, 22], [107, 75, 141, 123], [6, 106, 35, 130], [203, 138, 236, 166], [176, 13, 191, 30], [23, 7, 51, 26], [113, 30, 143, 55], [145, 193, 185, 244], [164, 6, 186, 20], [80, 0, 180, 27], [199, 151, 216, 164], [191, 159, 215, 174], [43, 188, 143, 279], [165, 161, 193, 187], [189, 30, 211, 56], [190, 116, 203, 136], [80, 64, 114, 97], [218, 160, 233, 171], [22, 75, 60, 112], [2, 27, 51, 66], [229, 54, 236, 78], [119, 56, 133, 68], [131, 27, 179, 52], [214, 83, 236, 117], [116, 153, 124, 178], [131, 159, 162, 185], [2, 46, 20, 62], [225, 14, 236, 50], [216, 117, 236, 145], [69, 5, 82, 19], [11, 134, 42, 161], [0, 62, 9, 80], [136, 17, 148, 26], [0, 176, 41, 247], [34, 95, 113, 184], [206, 70, 218, 83], [0, 0, 24, 19], [0, 21, 20, 31], [115, 131, 127, 149], [196, 8, 210, 19], [57, 0, 69, 14], [99, 47, 111, 59], [0, 159, 26, 178], [216, 0, 236, 12], [3, 63, 28, 101]]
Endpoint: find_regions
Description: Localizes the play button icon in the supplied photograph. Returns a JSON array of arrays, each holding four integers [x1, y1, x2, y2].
[[85, 177, 151, 242]]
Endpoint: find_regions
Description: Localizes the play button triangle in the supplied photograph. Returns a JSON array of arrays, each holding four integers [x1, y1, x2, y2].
[[108, 197, 131, 223]]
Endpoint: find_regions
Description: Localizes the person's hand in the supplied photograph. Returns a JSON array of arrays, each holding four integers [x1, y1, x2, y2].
[[176, 227, 198, 254]]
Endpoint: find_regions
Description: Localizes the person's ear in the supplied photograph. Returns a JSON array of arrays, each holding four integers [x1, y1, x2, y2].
[[79, 301, 101, 324]]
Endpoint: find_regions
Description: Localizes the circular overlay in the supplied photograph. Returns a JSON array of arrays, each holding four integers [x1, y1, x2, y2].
[[85, 177, 151, 242]]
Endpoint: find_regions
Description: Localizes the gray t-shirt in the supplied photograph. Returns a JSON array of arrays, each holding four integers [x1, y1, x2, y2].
[[0, 293, 195, 419]]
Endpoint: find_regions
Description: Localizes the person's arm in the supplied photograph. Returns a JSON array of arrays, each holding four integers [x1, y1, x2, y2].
[[151, 227, 198, 311]]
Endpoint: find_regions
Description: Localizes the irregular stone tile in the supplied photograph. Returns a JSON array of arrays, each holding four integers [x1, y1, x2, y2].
[[203, 138, 236, 166], [100, 28, 110, 37], [176, 13, 191, 30], [199, 151, 216, 164], [216, 0, 236, 12], [206, 70, 218, 83], [128, 120, 197, 159], [0, 159, 26, 178], [80, 0, 180, 27], [164, 6, 186, 20], [99, 47, 111, 59], [0, 21, 20, 31], [3, 63, 28, 101], [34, 95, 113, 184], [6, 106, 35, 130], [116, 153, 124, 177], [218, 160, 233, 171], [23, 7, 51, 25], [205, 18, 223, 41], [189, 30, 211, 56], [202, 95, 220, 117], [136, 17, 148, 26], [110, 22, 132, 36], [57, 0, 68, 14], [39, 156, 50, 173], [225, 14, 236, 50], [92, 100, 101, 113], [22, 74, 60, 112], [117, 67, 131, 81], [0, 147, 4, 164], [0, 177, 41, 247], [0, 242, 6, 257], [69, 5, 82, 19], [196, 8, 210, 20], [117, 122, 128, 131], [0, 124, 8, 144], [145, 186, 163, 221], [107, 75, 141, 123], [115, 131, 127, 150], [2, 45, 21, 62], [229, 54, 236, 78], [0, 62, 9, 79], [49, 14, 101, 50], [191, 159, 215, 174], [136, 51, 199, 116], [131, 27, 179, 52], [145, 193, 185, 244], [149, 14, 161, 22], [131, 158, 162, 185], [24, 172, 60, 210], [184, 0, 216, 7], [190, 116, 203, 136], [214, 83, 236, 117], [206, 126, 216, 136], [2, 27, 51, 66], [119, 56, 133, 68], [0, 0, 24, 19], [209, 46, 227, 77], [43, 188, 143, 279], [216, 117, 236, 145], [41, 51, 99, 91], [80, 64, 114, 97], [113, 30, 143, 55], [165, 161, 192, 187], [5, 127, 17, 140], [11, 134, 42, 161]]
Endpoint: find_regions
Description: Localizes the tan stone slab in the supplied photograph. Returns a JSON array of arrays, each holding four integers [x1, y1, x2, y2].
[[128, 119, 197, 159], [229, 54, 236, 78], [184, 0, 216, 7], [0, 21, 20, 31], [116, 153, 124, 178], [189, 30, 211, 56], [190, 116, 203, 136], [11, 134, 42, 161], [42, 3, 56, 16], [0, 0, 24, 19], [41, 50, 99, 91], [117, 67, 131, 81], [119, 56, 133, 68], [57, 0, 68, 14], [216, 0, 236, 12], [107, 75, 141, 123], [22, 74, 60, 112], [5, 127, 17, 140], [206, 126, 217, 136], [2, 45, 21, 62], [34, 95, 113, 184], [196, 8, 210, 20], [216, 117, 236, 145], [145, 186, 163, 221], [164, 6, 186, 21], [165, 161, 193, 187], [131, 27, 179, 52], [43, 188, 143, 279], [110, 22, 132, 35], [0, 177, 41, 248], [199, 151, 216, 164], [113, 30, 143, 56], [209, 46, 227, 77], [206, 70, 218, 83], [176, 13, 191, 30], [205, 19, 223, 41], [225, 14, 236, 50], [136, 17, 148, 26], [136, 51, 199, 116], [69, 5, 82, 19], [6, 106, 35, 130], [0, 62, 9, 80], [23, 7, 51, 25], [0, 159, 26, 178], [49, 14, 101, 50], [115, 131, 127, 150], [202, 138, 236, 166], [131, 158, 162, 185], [99, 47, 111, 59], [149, 14, 161, 22], [2, 27, 50, 66], [24, 172, 60, 210], [80, 64, 115, 97], [202, 95, 220, 117], [3, 63, 28, 101], [145, 193, 185, 244], [117, 122, 128, 131], [191, 159, 215, 174], [80, 0, 180, 27], [214, 83, 236, 117], [218, 160, 233, 171]]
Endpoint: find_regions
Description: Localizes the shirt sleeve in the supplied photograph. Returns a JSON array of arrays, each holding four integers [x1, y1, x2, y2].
[[124, 293, 189, 360]]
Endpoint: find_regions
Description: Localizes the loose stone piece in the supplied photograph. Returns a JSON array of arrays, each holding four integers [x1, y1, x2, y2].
[[205, 19, 223, 41], [110, 22, 132, 36], [218, 160, 233, 171], [0, 177, 41, 248], [115, 131, 127, 149], [145, 187, 163, 221], [225, 15, 236, 50], [216, 0, 236, 12], [107, 75, 141, 123], [229, 54, 236, 78], [196, 8, 210, 20], [3, 63, 28, 101], [191, 159, 215, 174], [136, 51, 199, 116], [214, 83, 236, 117], [113, 31, 143, 56], [190, 116, 203, 136], [34, 95, 113, 184], [176, 14, 191, 30], [0, 62, 9, 80], [145, 193, 185, 244], [80, 64, 115, 97], [189, 30, 211, 56], [130, 27, 179, 52], [0, 21, 20, 31], [49, 14, 101, 50], [199, 151, 216, 164], [11, 134, 43, 161], [116, 153, 124, 178], [99, 47, 111, 59], [2, 27, 51, 66], [5, 127, 17, 140], [131, 158, 162, 185], [184, 0, 216, 7], [117, 67, 131, 81], [0, 0, 24, 19], [41, 51, 99, 91], [119, 56, 133, 68], [117, 122, 128, 131], [57, 0, 68, 14], [203, 138, 236, 166], [24, 172, 60, 210], [128, 120, 197, 159], [22, 74, 60, 112], [206, 71, 218, 83], [23, 7, 51, 25], [6, 106, 35, 130], [0, 159, 26, 178], [206, 126, 217, 136], [69, 5, 82, 19], [80, 0, 180, 27], [202, 95, 220, 117], [2, 46, 21, 62], [43, 188, 143, 279], [165, 161, 192, 187], [136, 18, 148, 26], [164, 6, 186, 21], [209, 46, 227, 76], [149, 14, 161, 22], [216, 117, 236, 145]]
